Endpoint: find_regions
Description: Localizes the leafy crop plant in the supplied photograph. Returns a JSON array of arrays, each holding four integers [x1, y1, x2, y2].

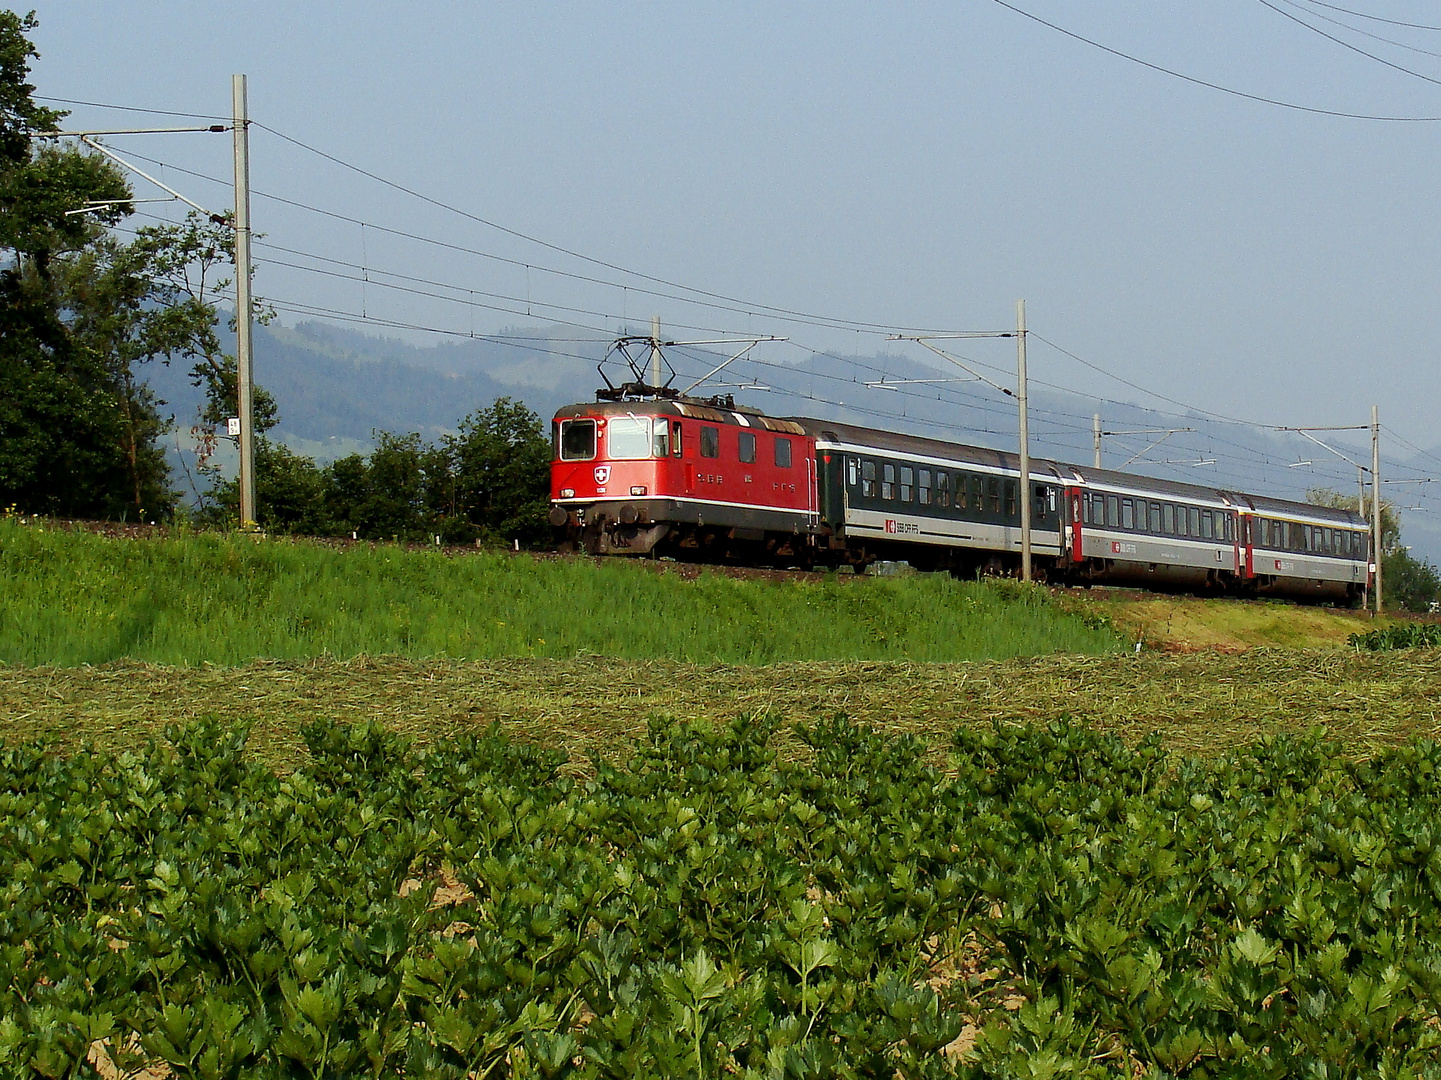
[[4, 716, 1441, 1076]]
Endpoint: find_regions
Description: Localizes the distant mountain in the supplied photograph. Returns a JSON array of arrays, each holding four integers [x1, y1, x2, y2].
[[144, 318, 1441, 566]]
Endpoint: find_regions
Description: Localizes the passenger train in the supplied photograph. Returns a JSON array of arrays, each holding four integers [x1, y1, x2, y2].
[[548, 389, 1371, 605]]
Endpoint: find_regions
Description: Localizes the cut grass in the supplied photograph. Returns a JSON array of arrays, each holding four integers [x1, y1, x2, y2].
[[1065, 590, 1395, 652], [4, 649, 1437, 774], [0, 518, 1118, 665]]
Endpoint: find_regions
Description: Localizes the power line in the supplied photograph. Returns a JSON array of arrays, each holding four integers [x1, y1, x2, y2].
[[1255, 0, 1441, 87], [251, 121, 970, 336], [34, 95, 231, 121], [990, 0, 1441, 120], [1279, 0, 1441, 59], [1298, 0, 1441, 32], [110, 143, 962, 341]]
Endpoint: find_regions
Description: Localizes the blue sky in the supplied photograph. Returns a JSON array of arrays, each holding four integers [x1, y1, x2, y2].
[[29, 1, 1441, 469]]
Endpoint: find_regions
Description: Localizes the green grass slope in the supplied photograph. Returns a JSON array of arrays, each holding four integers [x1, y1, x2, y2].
[[0, 519, 1119, 666]]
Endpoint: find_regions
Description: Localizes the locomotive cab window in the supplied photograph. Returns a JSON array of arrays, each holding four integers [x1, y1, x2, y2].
[[775, 438, 792, 468], [608, 416, 653, 460], [738, 431, 756, 464], [558, 418, 597, 461], [700, 426, 720, 459], [671, 421, 683, 457], [652, 421, 669, 457]]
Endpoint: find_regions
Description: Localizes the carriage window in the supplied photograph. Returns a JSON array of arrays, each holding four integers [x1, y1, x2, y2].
[[1106, 496, 1119, 527], [1162, 504, 1174, 534], [935, 471, 950, 508], [1188, 507, 1201, 536], [970, 475, 984, 512], [882, 463, 897, 500], [1201, 511, 1214, 540], [1121, 499, 1134, 530], [988, 477, 1001, 514], [738, 431, 756, 464], [847, 457, 859, 487], [899, 466, 914, 502], [700, 425, 720, 458], [1081, 495, 1091, 525], [559, 418, 597, 461], [1005, 480, 1018, 518], [1034, 485, 1050, 518], [918, 469, 932, 506], [775, 438, 792, 468], [1149, 503, 1162, 532], [861, 460, 877, 497]]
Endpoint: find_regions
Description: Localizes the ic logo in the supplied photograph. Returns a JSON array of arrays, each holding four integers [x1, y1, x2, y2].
[[594, 466, 610, 484]]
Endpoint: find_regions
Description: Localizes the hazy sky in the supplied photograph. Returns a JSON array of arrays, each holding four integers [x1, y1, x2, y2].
[[29, 1, 1441, 468]]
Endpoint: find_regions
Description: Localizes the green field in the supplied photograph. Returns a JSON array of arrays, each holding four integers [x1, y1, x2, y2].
[[10, 518, 1441, 1076], [0, 518, 1119, 666]]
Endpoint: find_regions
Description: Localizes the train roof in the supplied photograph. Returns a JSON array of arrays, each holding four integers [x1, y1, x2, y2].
[[553, 398, 807, 435]]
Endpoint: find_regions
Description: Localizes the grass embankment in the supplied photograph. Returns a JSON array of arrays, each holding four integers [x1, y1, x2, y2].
[[0, 517, 1117, 665], [4, 649, 1437, 773], [1081, 592, 1393, 652]]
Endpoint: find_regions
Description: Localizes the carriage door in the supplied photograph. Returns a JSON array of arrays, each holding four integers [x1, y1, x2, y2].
[[678, 421, 694, 494], [1069, 487, 1084, 563]]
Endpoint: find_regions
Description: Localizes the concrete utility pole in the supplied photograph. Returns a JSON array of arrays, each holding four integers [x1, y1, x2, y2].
[[232, 74, 257, 529], [1017, 300, 1031, 583], [650, 315, 662, 392], [1093, 413, 1102, 469], [1372, 404, 1382, 613]]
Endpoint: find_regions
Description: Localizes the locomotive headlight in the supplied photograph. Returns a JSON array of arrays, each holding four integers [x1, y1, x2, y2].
[[560, 488, 575, 498], [631, 485, 648, 496]]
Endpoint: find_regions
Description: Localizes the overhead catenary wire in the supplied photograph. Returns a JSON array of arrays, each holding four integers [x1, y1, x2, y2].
[[1278, 0, 1441, 60], [989, 0, 1441, 120], [1254, 0, 1441, 88], [1296, 0, 1441, 32]]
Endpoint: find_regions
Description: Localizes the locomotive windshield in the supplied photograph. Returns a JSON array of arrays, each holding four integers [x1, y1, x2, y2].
[[607, 416, 653, 459], [558, 419, 596, 461]]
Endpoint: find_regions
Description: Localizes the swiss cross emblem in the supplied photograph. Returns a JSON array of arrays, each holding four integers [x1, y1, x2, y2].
[[594, 466, 610, 484]]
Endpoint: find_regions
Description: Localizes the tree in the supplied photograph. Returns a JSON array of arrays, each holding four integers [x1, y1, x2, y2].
[[0, 13, 140, 517], [1306, 488, 1439, 612], [446, 397, 552, 544], [0, 14, 249, 522]]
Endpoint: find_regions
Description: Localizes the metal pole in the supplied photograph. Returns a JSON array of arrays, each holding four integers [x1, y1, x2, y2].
[[1017, 300, 1031, 583], [1093, 413, 1102, 470], [1359, 465, 1368, 611], [650, 315, 661, 392], [1372, 404, 1382, 612], [232, 74, 256, 529]]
